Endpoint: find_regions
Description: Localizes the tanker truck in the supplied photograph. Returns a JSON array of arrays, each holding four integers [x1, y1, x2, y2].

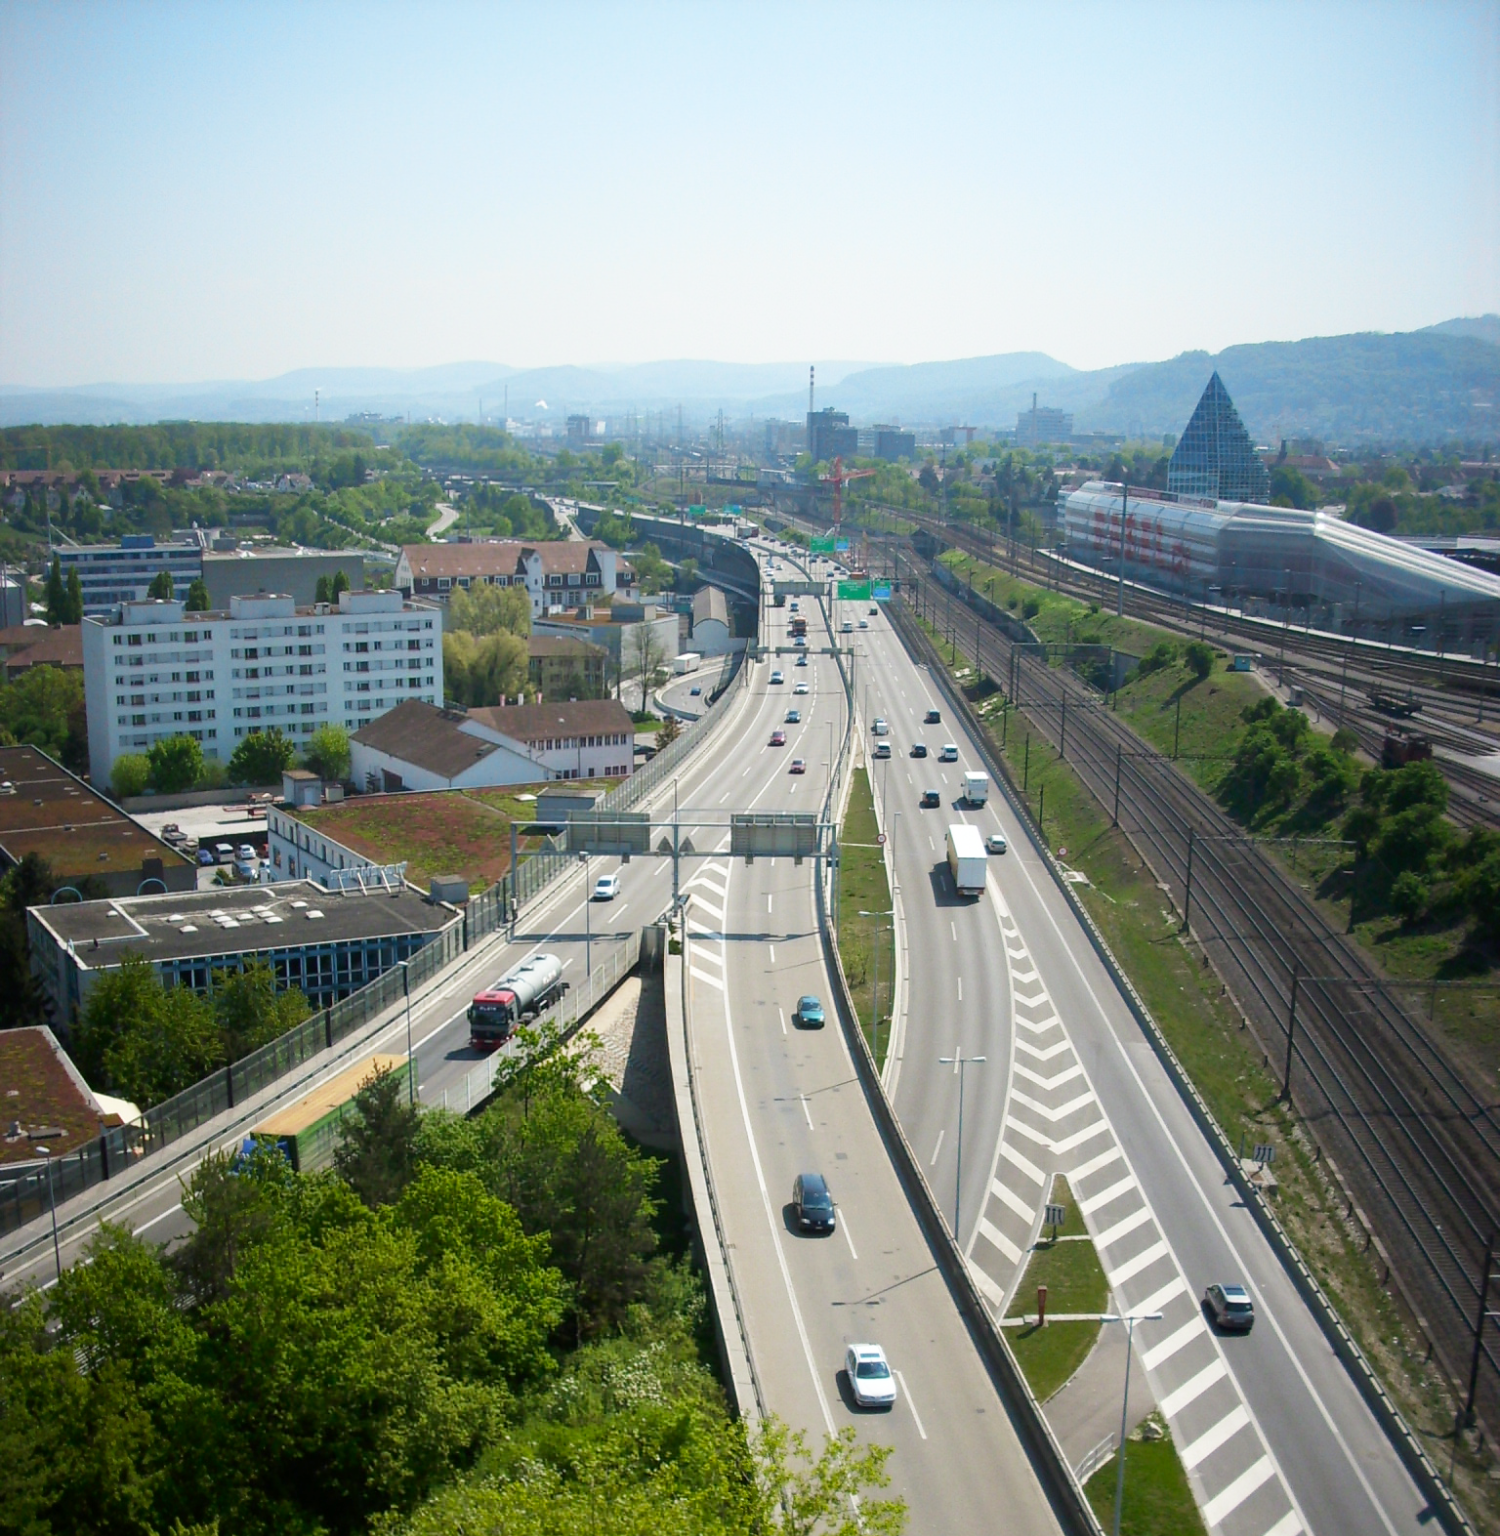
[[468, 953, 568, 1048]]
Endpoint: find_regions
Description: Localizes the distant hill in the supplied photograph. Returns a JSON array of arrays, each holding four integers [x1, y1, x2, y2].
[[1076, 331, 1500, 445], [1422, 314, 1500, 347]]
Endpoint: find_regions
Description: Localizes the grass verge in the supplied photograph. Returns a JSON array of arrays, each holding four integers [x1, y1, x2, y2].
[[1084, 1416, 1208, 1536], [911, 608, 1500, 1530], [837, 767, 896, 1068]]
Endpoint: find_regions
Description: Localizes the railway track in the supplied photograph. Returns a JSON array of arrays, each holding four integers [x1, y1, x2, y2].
[[891, 550, 1500, 1428]]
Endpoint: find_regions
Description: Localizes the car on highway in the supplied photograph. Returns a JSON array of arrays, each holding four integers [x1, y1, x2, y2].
[[872, 717, 889, 735], [796, 654, 809, 667], [593, 873, 622, 901], [789, 758, 806, 774], [869, 605, 878, 615], [770, 730, 787, 746], [986, 831, 1008, 854], [939, 743, 959, 762], [792, 1171, 835, 1233], [770, 669, 784, 684], [845, 1343, 897, 1409], [858, 619, 869, 629], [920, 789, 941, 808], [794, 995, 825, 1028], [910, 742, 927, 757], [789, 600, 799, 611], [690, 685, 702, 696], [925, 708, 942, 724], [786, 708, 801, 723], [793, 681, 809, 694], [1204, 1283, 1255, 1332], [873, 741, 891, 759]]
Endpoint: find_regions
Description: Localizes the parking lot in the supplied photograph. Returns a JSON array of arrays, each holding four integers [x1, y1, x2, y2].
[[131, 799, 273, 888]]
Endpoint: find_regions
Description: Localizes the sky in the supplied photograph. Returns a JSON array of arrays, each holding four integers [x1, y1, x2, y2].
[[1, 1, 1496, 387]]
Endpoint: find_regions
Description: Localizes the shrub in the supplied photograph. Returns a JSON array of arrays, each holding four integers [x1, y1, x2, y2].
[[1022, 596, 1041, 620], [110, 753, 151, 799], [1184, 641, 1214, 680], [1136, 641, 1178, 677], [1389, 870, 1429, 924]]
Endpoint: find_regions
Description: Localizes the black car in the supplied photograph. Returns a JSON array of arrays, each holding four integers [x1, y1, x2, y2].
[[920, 789, 941, 808], [793, 1172, 836, 1233], [910, 742, 927, 758], [1203, 1283, 1255, 1332], [925, 708, 942, 724]]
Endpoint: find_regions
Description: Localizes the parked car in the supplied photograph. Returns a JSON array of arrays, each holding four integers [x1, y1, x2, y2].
[[236, 844, 258, 862], [214, 842, 236, 864], [794, 994, 825, 1028], [593, 873, 622, 901], [920, 789, 941, 808], [845, 1343, 897, 1409], [793, 1172, 835, 1233], [986, 831, 1008, 854], [197, 848, 215, 866], [939, 743, 959, 762], [770, 669, 784, 684], [1203, 1283, 1255, 1332], [790, 758, 806, 774], [910, 742, 927, 758], [925, 709, 942, 724]]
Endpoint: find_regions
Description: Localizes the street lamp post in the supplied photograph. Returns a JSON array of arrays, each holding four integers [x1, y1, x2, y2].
[[36, 1144, 62, 1283], [579, 851, 592, 976], [1099, 1309, 1163, 1536], [400, 959, 415, 1104], [936, 1049, 986, 1241]]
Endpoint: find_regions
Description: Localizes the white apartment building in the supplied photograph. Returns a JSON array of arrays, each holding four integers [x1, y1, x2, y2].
[[82, 590, 443, 785]]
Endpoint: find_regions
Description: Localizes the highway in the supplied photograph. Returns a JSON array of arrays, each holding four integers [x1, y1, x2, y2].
[[848, 593, 1438, 1536], [2, 541, 1072, 1536]]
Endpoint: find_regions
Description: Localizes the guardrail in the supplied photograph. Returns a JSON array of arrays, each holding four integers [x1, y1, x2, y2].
[[889, 592, 1476, 1536]]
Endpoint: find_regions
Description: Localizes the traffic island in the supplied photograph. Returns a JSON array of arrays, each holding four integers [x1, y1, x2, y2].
[[837, 767, 896, 1069], [1083, 1413, 1208, 1536], [1001, 1177, 1107, 1402]]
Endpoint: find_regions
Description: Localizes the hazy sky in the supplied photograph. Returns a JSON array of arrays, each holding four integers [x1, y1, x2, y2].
[[1, 1, 1496, 386]]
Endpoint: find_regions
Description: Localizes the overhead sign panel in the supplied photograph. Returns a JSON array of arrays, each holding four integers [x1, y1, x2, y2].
[[811, 535, 837, 553], [565, 812, 651, 856], [873, 583, 892, 601], [837, 580, 871, 600], [730, 811, 820, 861]]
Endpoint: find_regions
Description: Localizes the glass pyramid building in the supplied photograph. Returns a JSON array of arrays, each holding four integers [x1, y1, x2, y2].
[[1167, 372, 1270, 504]]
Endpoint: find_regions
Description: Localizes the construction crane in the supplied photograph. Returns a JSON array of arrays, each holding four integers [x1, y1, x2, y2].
[[822, 455, 875, 540]]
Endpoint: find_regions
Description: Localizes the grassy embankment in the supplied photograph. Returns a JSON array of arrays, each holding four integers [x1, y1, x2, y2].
[[1003, 1178, 1106, 1402], [912, 602, 1500, 1528], [837, 767, 897, 1068], [1084, 1419, 1209, 1536], [936, 547, 1500, 1096]]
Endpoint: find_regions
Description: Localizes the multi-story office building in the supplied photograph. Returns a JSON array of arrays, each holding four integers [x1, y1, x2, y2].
[[807, 407, 859, 464], [82, 589, 443, 784], [873, 425, 916, 462], [57, 535, 203, 615], [1167, 372, 1271, 504], [1016, 398, 1074, 448]]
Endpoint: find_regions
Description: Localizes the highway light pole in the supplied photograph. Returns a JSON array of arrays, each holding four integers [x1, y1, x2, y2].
[[400, 960, 415, 1105], [1338, 581, 1361, 726], [579, 851, 591, 977], [36, 1144, 61, 1283], [1100, 1309, 1163, 1536], [859, 909, 894, 1066], [937, 1050, 986, 1243]]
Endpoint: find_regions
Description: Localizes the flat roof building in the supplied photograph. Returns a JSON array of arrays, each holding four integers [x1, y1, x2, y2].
[[56, 535, 203, 616], [82, 588, 443, 785], [0, 1026, 135, 1170], [807, 408, 858, 464], [0, 744, 195, 897], [528, 634, 608, 700], [27, 877, 457, 1020]]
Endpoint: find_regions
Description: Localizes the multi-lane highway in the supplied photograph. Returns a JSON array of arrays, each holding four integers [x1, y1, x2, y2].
[[849, 592, 1439, 1536]]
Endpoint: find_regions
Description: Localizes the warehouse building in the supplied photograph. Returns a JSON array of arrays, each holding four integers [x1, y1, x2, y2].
[[27, 878, 456, 1020]]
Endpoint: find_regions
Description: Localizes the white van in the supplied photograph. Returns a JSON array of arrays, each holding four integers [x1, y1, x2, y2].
[[872, 718, 889, 736]]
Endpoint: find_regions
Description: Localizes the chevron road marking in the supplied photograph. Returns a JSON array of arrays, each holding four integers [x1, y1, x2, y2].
[[1142, 1314, 1208, 1372], [1201, 1456, 1275, 1528], [977, 1216, 1022, 1265], [1107, 1238, 1170, 1289], [1079, 1175, 1139, 1216], [999, 1141, 1045, 1184], [1180, 1404, 1250, 1471], [1158, 1357, 1228, 1418], [991, 1180, 1036, 1221]]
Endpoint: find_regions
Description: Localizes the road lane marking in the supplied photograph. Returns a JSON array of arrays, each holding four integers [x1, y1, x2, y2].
[[1158, 1357, 1227, 1418], [768, 893, 773, 913], [1094, 1206, 1153, 1250], [951, 921, 957, 941], [1135, 1275, 1188, 1316], [957, 976, 962, 1001], [999, 1141, 1045, 1184], [1201, 1456, 1275, 1527], [977, 1216, 1021, 1264], [930, 1129, 945, 1165], [1069, 1144, 1124, 1182], [1141, 1314, 1207, 1371], [991, 1180, 1034, 1221], [1079, 1175, 1138, 1216], [894, 1371, 927, 1440], [135, 1201, 184, 1233], [769, 944, 776, 963], [1180, 1403, 1250, 1470], [840, 1209, 858, 1260], [690, 967, 724, 990], [779, 1006, 787, 1036], [1106, 1239, 1170, 1289], [800, 1094, 814, 1129]]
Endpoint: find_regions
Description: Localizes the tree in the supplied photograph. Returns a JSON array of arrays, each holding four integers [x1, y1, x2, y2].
[[147, 569, 175, 600], [304, 723, 350, 782], [333, 1063, 422, 1208], [1183, 640, 1214, 680], [631, 542, 670, 595], [314, 574, 332, 604], [147, 734, 204, 794], [184, 578, 211, 612], [0, 853, 57, 1030], [213, 962, 310, 1061], [443, 629, 528, 707], [0, 664, 88, 770], [1389, 870, 1429, 924], [623, 621, 669, 713], [658, 713, 682, 747], [44, 556, 66, 625], [331, 568, 351, 600], [448, 579, 531, 638], [110, 753, 151, 799], [64, 566, 83, 623], [227, 727, 293, 786]]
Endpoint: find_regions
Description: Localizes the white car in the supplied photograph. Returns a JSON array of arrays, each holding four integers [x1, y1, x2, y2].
[[770, 669, 784, 684], [845, 1343, 897, 1409], [794, 681, 809, 695], [986, 831, 1008, 854], [593, 873, 622, 901], [939, 743, 959, 762]]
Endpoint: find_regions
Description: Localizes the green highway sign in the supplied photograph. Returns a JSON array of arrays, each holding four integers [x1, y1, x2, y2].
[[837, 580, 871, 600]]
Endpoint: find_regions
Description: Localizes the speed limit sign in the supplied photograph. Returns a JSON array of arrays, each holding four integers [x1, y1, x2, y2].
[[877, 832, 887, 844]]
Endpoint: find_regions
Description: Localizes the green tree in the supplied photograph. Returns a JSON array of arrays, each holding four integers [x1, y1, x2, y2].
[[333, 1062, 422, 1208], [184, 577, 211, 612], [448, 579, 532, 638], [304, 723, 351, 782], [1389, 869, 1428, 924], [64, 566, 83, 623], [110, 753, 151, 799], [0, 664, 88, 770], [0, 853, 57, 1030], [1183, 640, 1214, 680], [147, 568, 175, 600], [443, 629, 529, 707], [147, 734, 204, 794], [314, 573, 332, 604], [227, 727, 294, 785], [44, 556, 66, 625], [331, 568, 351, 600], [213, 962, 310, 1061]]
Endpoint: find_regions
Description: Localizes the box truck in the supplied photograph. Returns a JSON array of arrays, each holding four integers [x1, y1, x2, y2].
[[673, 652, 702, 675], [946, 823, 987, 897], [963, 771, 989, 806], [252, 1053, 413, 1173]]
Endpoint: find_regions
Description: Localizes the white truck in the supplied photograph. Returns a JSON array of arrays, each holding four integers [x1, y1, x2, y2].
[[946, 823, 987, 898], [963, 771, 989, 806], [673, 652, 702, 675]]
